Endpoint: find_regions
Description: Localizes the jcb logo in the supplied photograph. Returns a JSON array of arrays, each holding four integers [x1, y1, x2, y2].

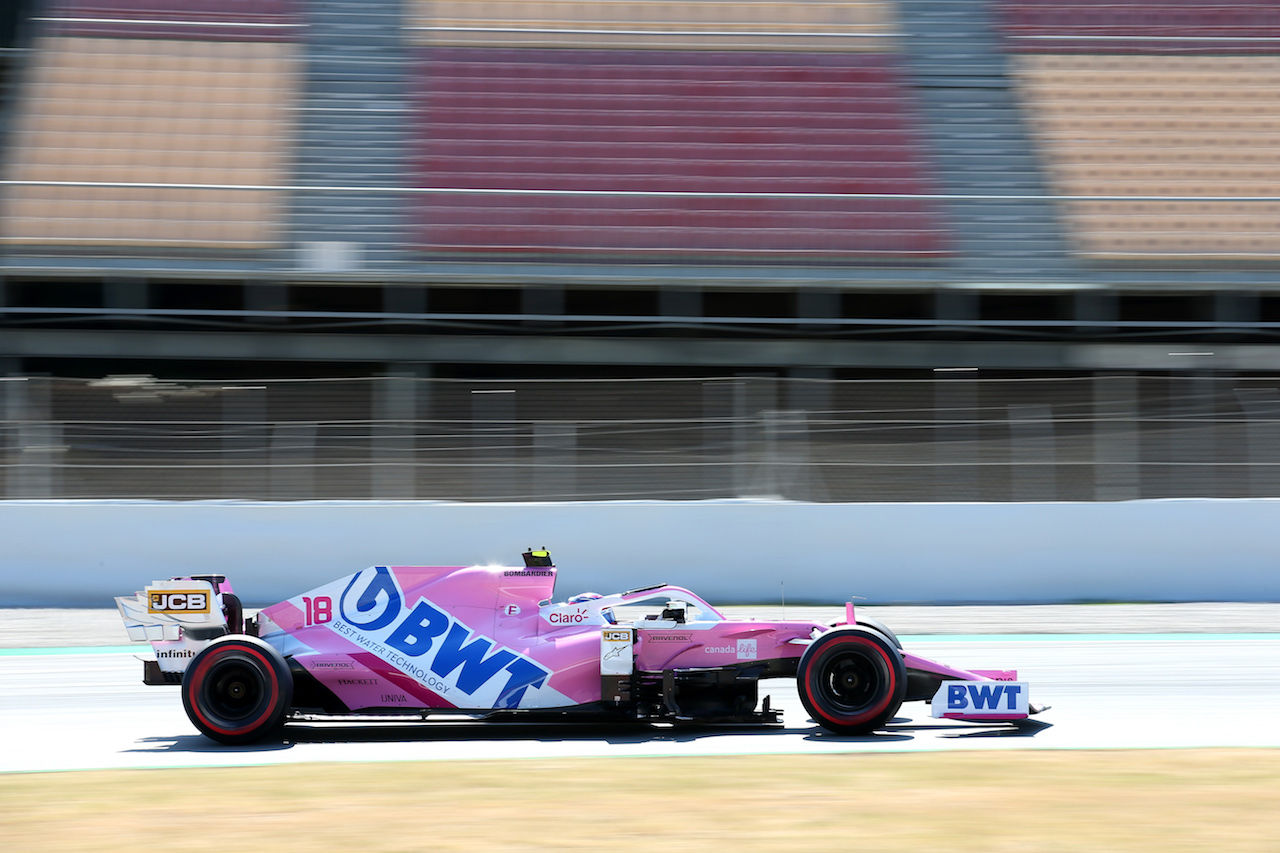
[[603, 629, 631, 643], [149, 591, 209, 613]]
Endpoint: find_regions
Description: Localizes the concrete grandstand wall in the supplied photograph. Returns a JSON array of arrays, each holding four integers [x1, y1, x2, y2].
[[1, 499, 1277, 606]]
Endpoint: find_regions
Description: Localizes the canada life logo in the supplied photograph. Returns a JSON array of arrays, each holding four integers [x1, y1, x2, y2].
[[336, 567, 552, 708]]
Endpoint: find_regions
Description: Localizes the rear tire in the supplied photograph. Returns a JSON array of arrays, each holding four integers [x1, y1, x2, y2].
[[797, 627, 905, 735], [182, 636, 292, 745]]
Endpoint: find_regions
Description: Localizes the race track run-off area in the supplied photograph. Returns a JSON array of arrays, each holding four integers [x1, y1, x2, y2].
[[3, 633, 1278, 773]]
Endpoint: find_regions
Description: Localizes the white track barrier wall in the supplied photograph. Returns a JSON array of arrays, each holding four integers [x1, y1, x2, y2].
[[2, 499, 1278, 607]]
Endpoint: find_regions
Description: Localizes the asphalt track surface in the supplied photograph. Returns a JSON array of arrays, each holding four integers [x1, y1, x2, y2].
[[3, 606, 1279, 773]]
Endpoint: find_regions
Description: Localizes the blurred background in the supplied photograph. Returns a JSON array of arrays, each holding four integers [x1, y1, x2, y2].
[[2, 0, 1280, 502]]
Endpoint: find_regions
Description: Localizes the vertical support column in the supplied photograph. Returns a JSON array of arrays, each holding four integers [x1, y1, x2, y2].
[[472, 389, 517, 501], [760, 410, 813, 501], [1169, 372, 1217, 497], [1008, 403, 1056, 501], [733, 380, 751, 497], [736, 376, 777, 498], [6, 376, 58, 498], [935, 288, 978, 326], [787, 369, 831, 501], [533, 421, 577, 499], [1094, 372, 1139, 500], [1215, 290, 1259, 331], [104, 277, 148, 312], [271, 423, 317, 500], [0, 378, 8, 499], [373, 373, 417, 499], [1075, 289, 1117, 334], [660, 287, 702, 332], [796, 289, 840, 331], [384, 284, 427, 317], [1234, 388, 1280, 498], [221, 385, 268, 498], [787, 368, 833, 414], [522, 286, 564, 326], [701, 380, 734, 498], [2, 377, 17, 499], [244, 281, 288, 323], [934, 371, 979, 501]]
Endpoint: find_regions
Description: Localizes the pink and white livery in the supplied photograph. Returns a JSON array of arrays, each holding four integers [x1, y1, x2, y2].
[[115, 549, 1047, 744]]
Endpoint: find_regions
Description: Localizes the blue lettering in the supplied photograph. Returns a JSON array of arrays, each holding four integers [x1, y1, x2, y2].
[[967, 684, 1005, 710], [495, 658, 550, 709], [340, 567, 401, 631], [385, 600, 450, 656], [429, 623, 518, 694], [947, 684, 968, 709], [1002, 684, 1022, 710]]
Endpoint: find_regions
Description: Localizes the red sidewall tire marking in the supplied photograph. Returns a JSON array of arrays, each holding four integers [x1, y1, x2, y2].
[[801, 635, 897, 727], [187, 645, 281, 737]]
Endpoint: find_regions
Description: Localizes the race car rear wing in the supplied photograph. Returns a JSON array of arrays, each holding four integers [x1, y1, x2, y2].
[[115, 577, 243, 685], [115, 578, 232, 642]]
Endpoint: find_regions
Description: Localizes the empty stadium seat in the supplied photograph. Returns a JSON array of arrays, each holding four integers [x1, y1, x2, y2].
[[408, 0, 899, 52], [412, 48, 947, 259], [997, 1, 1280, 54], [38, 0, 300, 41], [0, 35, 297, 249], [1012, 54, 1280, 259]]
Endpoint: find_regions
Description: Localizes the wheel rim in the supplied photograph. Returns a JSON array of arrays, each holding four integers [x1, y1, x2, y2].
[[202, 658, 266, 723], [817, 649, 883, 714]]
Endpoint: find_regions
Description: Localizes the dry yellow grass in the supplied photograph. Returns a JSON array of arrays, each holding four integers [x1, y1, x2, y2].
[[3, 750, 1279, 852]]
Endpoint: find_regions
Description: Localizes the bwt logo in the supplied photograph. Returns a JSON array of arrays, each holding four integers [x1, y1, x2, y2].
[[340, 566, 402, 631], [337, 566, 551, 709], [148, 591, 209, 613], [383, 599, 551, 707], [947, 683, 1023, 711]]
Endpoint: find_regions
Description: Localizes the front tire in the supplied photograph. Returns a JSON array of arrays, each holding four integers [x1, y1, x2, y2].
[[182, 635, 292, 745], [797, 627, 905, 735]]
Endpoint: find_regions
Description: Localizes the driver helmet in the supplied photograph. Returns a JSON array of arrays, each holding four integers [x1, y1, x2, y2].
[[566, 592, 615, 623]]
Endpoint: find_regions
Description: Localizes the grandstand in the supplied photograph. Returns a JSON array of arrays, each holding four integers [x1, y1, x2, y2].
[[2, 0, 1280, 380], [3, 1, 1280, 502]]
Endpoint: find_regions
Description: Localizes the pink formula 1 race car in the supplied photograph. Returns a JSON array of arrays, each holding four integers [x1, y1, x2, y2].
[[116, 550, 1046, 744]]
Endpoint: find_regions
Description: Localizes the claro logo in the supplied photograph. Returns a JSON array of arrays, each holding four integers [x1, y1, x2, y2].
[[148, 591, 209, 614], [546, 608, 590, 625]]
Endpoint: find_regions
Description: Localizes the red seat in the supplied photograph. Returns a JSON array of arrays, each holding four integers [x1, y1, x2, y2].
[[412, 48, 947, 258], [998, 1, 1280, 53], [40, 0, 300, 41]]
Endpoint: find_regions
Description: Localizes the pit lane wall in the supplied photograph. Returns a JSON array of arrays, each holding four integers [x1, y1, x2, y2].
[[2, 499, 1278, 606]]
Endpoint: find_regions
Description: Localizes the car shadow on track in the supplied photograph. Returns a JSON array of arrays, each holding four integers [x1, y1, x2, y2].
[[939, 718, 1054, 739], [126, 735, 296, 754], [283, 721, 831, 747], [797, 714, 1049, 745], [129, 722, 817, 752], [881, 716, 1054, 740], [126, 713, 1048, 753]]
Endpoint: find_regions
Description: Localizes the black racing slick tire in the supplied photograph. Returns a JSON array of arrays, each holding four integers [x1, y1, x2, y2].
[[797, 627, 906, 735], [182, 635, 293, 745], [828, 616, 902, 650]]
